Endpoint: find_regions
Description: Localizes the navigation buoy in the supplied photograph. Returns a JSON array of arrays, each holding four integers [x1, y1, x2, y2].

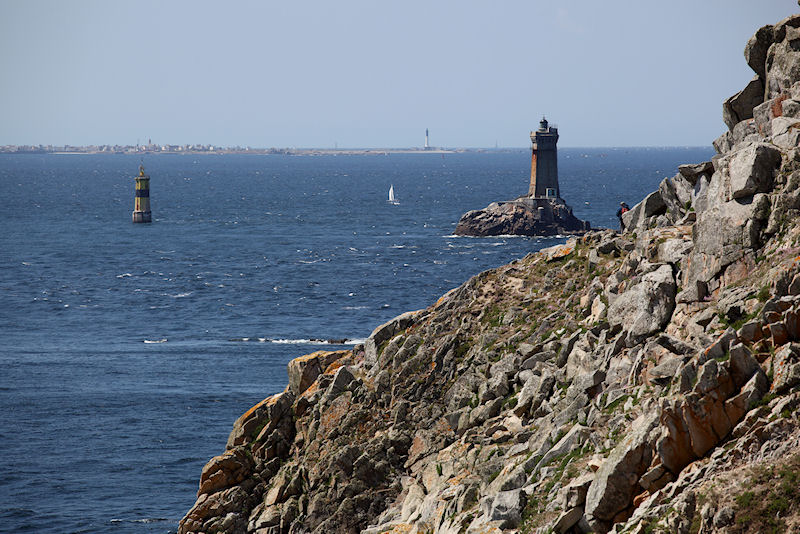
[[132, 164, 152, 223]]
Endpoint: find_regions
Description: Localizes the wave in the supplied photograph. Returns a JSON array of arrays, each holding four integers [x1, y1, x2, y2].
[[443, 233, 546, 239], [110, 518, 171, 524], [228, 337, 362, 345]]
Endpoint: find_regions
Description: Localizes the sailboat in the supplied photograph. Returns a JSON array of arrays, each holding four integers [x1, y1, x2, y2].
[[388, 184, 400, 205]]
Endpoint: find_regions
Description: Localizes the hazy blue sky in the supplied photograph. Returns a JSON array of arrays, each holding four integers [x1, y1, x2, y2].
[[1, 1, 797, 147]]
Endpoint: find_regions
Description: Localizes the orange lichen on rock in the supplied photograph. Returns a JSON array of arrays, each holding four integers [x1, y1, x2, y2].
[[241, 392, 282, 422]]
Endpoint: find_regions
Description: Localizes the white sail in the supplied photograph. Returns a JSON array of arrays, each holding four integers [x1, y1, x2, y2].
[[388, 185, 398, 204]]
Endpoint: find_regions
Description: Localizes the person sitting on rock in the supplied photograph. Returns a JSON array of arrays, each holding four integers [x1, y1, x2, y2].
[[616, 202, 630, 231]]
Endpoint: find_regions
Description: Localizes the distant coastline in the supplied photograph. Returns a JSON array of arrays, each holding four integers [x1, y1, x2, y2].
[[0, 145, 714, 156], [0, 144, 511, 156]]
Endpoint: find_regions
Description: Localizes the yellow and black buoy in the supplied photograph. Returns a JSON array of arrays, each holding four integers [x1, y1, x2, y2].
[[132, 164, 152, 223]]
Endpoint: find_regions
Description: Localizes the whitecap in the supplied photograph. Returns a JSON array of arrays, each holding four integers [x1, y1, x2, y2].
[[173, 292, 192, 298], [116, 273, 133, 278]]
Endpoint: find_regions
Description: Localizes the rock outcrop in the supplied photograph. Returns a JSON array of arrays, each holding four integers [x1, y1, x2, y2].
[[181, 11, 800, 534], [455, 197, 590, 237]]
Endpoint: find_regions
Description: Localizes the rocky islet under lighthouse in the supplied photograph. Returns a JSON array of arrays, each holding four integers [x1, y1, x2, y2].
[[454, 118, 590, 236]]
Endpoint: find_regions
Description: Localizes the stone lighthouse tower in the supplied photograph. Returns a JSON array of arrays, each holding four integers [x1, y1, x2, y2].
[[132, 164, 152, 223], [528, 117, 559, 198]]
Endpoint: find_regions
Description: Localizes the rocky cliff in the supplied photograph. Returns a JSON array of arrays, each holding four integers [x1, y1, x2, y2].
[[180, 12, 800, 534]]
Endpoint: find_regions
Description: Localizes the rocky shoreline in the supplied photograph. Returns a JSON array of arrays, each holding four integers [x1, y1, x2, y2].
[[180, 11, 800, 534]]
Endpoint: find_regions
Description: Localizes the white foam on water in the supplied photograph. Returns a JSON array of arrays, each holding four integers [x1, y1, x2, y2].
[[228, 337, 362, 345]]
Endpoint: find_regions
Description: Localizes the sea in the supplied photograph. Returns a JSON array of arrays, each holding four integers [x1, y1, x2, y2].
[[0, 147, 713, 533]]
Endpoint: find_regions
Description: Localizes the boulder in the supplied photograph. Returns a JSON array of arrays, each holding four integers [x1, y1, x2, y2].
[[765, 15, 800, 99], [727, 343, 761, 388], [445, 371, 483, 411], [753, 98, 780, 137], [542, 240, 577, 262], [648, 356, 683, 382], [693, 359, 734, 398], [481, 489, 525, 529], [514, 372, 555, 417], [772, 343, 800, 393], [657, 238, 692, 265], [198, 447, 254, 496], [724, 369, 769, 423], [658, 174, 693, 223], [536, 424, 590, 470], [678, 161, 714, 186], [320, 366, 356, 405], [364, 309, 425, 368], [724, 143, 782, 200], [227, 390, 295, 449], [656, 397, 696, 474], [770, 116, 800, 149], [607, 264, 676, 345], [554, 507, 584, 534], [621, 190, 666, 231], [745, 24, 774, 80], [713, 130, 734, 155], [287, 350, 348, 396], [584, 412, 659, 532], [737, 320, 764, 343], [561, 472, 595, 509], [683, 154, 772, 297], [723, 76, 765, 129]]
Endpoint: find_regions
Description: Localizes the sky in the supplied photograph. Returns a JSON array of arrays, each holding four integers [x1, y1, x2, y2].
[[0, 1, 797, 148]]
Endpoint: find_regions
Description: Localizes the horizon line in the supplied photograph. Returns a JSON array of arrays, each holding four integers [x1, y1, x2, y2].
[[0, 144, 715, 151]]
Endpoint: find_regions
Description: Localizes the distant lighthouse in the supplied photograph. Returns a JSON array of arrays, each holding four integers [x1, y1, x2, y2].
[[424, 128, 430, 150], [528, 117, 559, 198], [132, 164, 152, 223]]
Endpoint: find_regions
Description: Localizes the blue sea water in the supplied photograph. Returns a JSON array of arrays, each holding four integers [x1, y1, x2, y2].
[[0, 147, 712, 533]]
